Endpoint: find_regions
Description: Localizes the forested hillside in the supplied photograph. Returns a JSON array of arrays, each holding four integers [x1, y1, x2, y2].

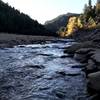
[[0, 0, 54, 36], [44, 13, 79, 33]]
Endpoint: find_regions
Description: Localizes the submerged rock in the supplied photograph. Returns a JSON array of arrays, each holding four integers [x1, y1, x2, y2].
[[56, 70, 66, 76], [24, 65, 45, 69], [55, 90, 66, 99]]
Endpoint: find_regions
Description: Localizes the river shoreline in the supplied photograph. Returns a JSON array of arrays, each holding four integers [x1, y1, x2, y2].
[[0, 33, 60, 48], [64, 29, 100, 99]]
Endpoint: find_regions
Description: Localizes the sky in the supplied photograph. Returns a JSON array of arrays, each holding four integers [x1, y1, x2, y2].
[[2, 0, 96, 24]]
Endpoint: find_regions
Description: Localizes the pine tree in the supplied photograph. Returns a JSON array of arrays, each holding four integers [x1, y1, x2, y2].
[[89, 0, 92, 7]]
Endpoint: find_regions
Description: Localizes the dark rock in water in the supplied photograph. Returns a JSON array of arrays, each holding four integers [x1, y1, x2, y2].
[[37, 53, 53, 56], [74, 53, 87, 63], [67, 54, 74, 57], [55, 91, 66, 98], [60, 55, 68, 58], [74, 48, 95, 63], [24, 65, 45, 69], [91, 49, 100, 67], [88, 94, 99, 100], [93, 39, 100, 42], [56, 70, 81, 76], [85, 59, 98, 75], [64, 41, 95, 55], [88, 71, 100, 92], [71, 65, 81, 68], [67, 73, 81, 76], [61, 54, 73, 58], [53, 89, 66, 99], [71, 64, 86, 68], [75, 48, 94, 54], [86, 59, 96, 70], [39, 87, 50, 91], [56, 71, 66, 76]]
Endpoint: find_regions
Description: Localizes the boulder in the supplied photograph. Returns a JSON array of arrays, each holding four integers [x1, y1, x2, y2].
[[74, 53, 87, 63], [88, 71, 100, 91], [75, 48, 94, 54], [91, 49, 100, 69], [74, 48, 93, 63], [64, 43, 82, 54], [64, 41, 94, 54], [86, 59, 98, 75], [86, 59, 96, 71]]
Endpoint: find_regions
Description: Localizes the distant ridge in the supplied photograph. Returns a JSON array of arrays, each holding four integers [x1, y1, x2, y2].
[[44, 13, 80, 33]]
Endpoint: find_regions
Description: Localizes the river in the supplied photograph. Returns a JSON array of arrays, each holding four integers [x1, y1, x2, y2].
[[0, 39, 88, 100]]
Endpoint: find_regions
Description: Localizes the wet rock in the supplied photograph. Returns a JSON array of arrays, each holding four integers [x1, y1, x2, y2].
[[38, 53, 53, 56], [64, 41, 94, 54], [56, 70, 81, 76], [67, 73, 81, 76], [88, 71, 100, 92], [75, 48, 94, 54], [71, 65, 82, 68], [74, 48, 94, 63], [74, 53, 88, 63], [53, 89, 66, 99], [60, 55, 69, 58], [55, 91, 66, 99], [86, 59, 97, 74], [24, 65, 45, 69], [71, 64, 86, 68], [56, 71, 66, 76], [88, 94, 99, 100], [39, 87, 50, 91], [64, 43, 82, 54], [91, 49, 100, 68]]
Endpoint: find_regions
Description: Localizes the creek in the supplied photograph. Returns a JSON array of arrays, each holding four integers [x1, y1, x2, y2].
[[0, 39, 88, 100]]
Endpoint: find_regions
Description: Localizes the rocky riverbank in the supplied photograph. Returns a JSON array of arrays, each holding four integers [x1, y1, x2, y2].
[[64, 29, 100, 99], [0, 33, 58, 48]]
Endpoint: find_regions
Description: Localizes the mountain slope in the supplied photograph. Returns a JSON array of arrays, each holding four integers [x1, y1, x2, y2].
[[0, 0, 54, 36], [44, 13, 80, 33]]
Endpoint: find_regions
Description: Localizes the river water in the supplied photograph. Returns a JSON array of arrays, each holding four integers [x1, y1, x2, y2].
[[0, 39, 88, 100]]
